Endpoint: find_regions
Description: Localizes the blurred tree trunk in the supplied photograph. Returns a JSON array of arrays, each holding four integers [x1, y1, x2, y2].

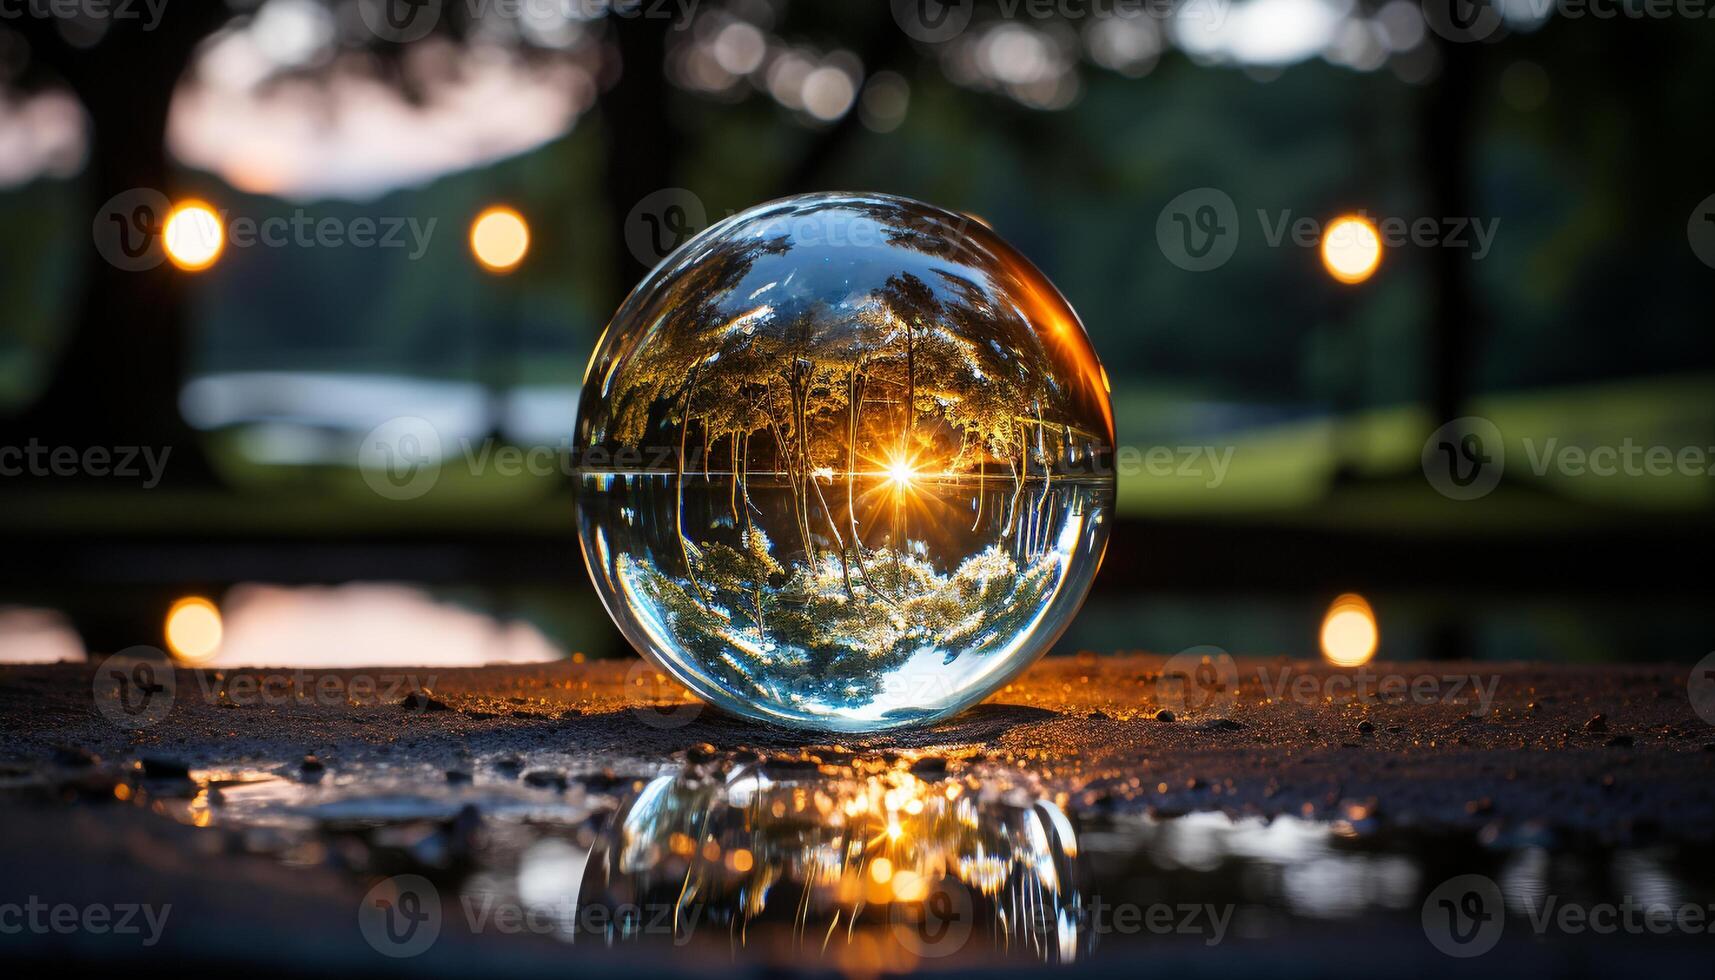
[[1421, 39, 1482, 660], [597, 14, 680, 309], [3, 11, 229, 485], [1424, 40, 1481, 428]]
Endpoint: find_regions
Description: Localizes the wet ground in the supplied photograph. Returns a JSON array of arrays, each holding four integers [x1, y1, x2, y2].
[[3, 653, 1715, 975]]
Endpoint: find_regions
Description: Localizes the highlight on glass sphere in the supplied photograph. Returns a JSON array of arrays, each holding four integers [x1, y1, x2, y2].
[[574, 192, 1115, 732]]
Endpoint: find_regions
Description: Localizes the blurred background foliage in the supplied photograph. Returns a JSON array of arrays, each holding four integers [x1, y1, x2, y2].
[[0, 0, 1711, 663]]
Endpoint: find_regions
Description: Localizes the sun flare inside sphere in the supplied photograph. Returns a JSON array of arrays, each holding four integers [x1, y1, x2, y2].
[[885, 456, 917, 488]]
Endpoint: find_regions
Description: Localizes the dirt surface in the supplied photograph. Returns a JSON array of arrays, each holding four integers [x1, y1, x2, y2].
[[6, 654, 1715, 976], [5, 654, 1713, 839]]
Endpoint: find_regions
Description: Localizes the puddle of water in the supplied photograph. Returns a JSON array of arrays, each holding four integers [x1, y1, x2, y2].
[[17, 756, 1715, 966]]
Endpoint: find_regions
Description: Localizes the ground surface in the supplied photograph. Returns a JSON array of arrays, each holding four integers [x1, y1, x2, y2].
[[4, 655, 1715, 977], [5, 654, 1713, 836]]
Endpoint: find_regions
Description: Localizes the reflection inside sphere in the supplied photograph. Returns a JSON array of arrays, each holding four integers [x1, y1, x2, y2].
[[575, 193, 1114, 731]]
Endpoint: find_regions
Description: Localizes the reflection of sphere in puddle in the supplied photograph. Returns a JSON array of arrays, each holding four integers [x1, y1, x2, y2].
[[575, 193, 1115, 731], [573, 765, 1083, 961]]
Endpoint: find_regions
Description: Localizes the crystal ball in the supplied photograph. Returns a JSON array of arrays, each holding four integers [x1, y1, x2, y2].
[[575, 193, 1114, 732]]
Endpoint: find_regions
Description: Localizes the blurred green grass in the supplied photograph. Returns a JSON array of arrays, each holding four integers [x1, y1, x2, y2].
[[4, 372, 1710, 535], [1115, 372, 1715, 525]]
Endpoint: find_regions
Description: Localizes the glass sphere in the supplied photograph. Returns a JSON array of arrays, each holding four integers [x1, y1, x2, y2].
[[575, 193, 1114, 732]]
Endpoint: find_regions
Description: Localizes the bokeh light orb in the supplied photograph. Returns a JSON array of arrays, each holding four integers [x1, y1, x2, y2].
[[165, 595, 223, 663], [575, 193, 1115, 731], [470, 206, 530, 272], [1320, 214, 1382, 284], [1320, 593, 1379, 667], [163, 200, 224, 272]]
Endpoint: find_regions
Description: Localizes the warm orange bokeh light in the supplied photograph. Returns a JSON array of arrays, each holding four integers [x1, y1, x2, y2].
[[889, 869, 928, 902], [163, 200, 224, 272], [869, 856, 894, 884], [470, 206, 530, 272], [1320, 593, 1378, 666], [165, 596, 223, 663], [1320, 214, 1382, 285]]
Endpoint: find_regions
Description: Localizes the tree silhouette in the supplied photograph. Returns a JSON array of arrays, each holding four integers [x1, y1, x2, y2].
[[4, 5, 233, 481], [0, 2, 900, 483]]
